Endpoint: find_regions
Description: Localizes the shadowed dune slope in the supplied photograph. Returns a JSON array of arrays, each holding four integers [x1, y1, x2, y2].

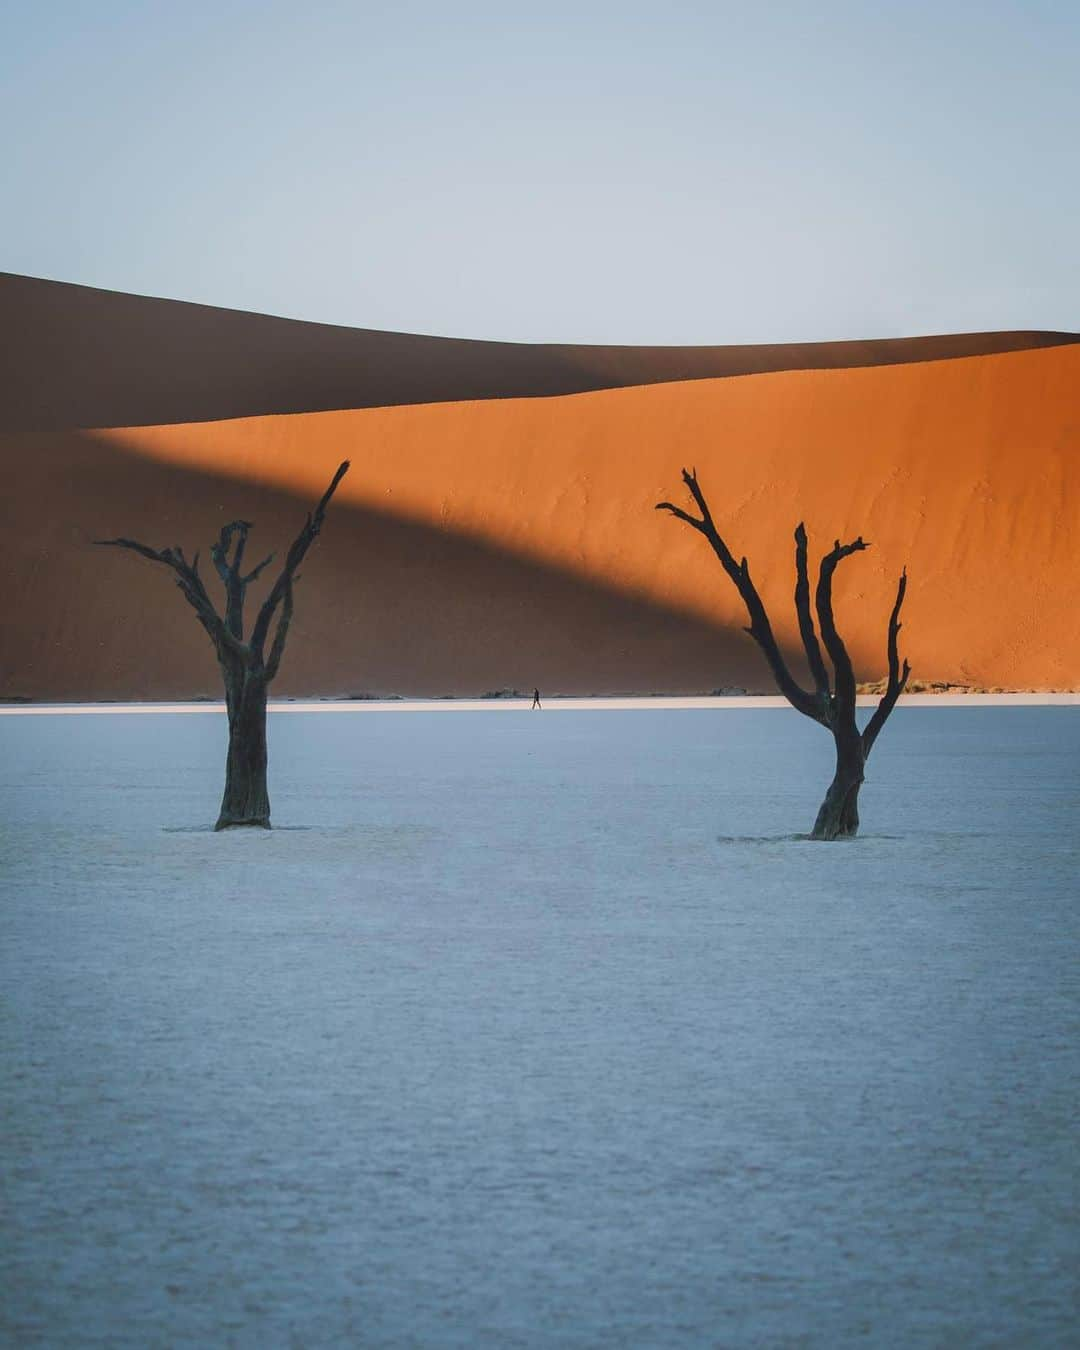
[[3, 271, 1078, 431], [0, 431, 795, 701], [3, 342, 1077, 697]]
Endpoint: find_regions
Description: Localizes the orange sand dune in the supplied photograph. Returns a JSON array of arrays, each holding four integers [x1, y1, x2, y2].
[[3, 341, 1077, 698], [3, 270, 1077, 432], [1, 430, 793, 700]]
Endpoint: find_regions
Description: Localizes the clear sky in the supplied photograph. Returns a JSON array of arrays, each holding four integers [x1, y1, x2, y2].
[[3, 0, 1078, 343]]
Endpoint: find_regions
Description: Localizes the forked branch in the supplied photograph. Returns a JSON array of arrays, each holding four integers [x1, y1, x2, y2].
[[264, 575, 294, 682], [243, 553, 275, 585], [862, 569, 911, 757], [211, 520, 253, 637], [211, 520, 252, 581], [96, 460, 350, 674], [657, 468, 825, 725], [815, 537, 868, 718], [794, 523, 830, 706], [95, 537, 246, 657], [657, 466, 912, 839], [250, 460, 351, 659]]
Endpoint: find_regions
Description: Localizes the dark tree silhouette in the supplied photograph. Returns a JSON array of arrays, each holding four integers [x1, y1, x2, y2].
[[97, 461, 350, 830], [657, 468, 910, 839]]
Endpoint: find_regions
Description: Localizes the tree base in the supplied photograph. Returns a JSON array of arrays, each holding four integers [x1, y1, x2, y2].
[[810, 775, 862, 841], [214, 816, 272, 832], [809, 820, 859, 842]]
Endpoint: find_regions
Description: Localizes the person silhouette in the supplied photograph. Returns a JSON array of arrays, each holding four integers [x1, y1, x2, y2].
[[531, 687, 542, 710]]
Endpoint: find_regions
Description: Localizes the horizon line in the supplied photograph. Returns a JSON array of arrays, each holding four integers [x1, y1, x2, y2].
[[7, 270, 1079, 351], [2, 694, 1078, 716]]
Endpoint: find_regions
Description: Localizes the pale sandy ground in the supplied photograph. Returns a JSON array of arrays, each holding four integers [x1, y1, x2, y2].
[[3, 707, 1078, 1346]]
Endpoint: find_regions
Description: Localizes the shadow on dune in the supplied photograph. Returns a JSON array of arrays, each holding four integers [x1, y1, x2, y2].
[[4, 272, 1079, 432], [0, 430, 812, 700]]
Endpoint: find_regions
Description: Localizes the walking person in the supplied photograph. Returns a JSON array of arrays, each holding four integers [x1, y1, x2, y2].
[[532, 687, 542, 710]]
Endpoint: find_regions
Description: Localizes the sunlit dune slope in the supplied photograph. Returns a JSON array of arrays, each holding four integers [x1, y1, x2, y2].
[[3, 342, 1077, 698], [3, 270, 1077, 431]]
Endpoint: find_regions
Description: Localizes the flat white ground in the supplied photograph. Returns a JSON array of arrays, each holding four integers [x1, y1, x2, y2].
[[2, 706, 1078, 1347]]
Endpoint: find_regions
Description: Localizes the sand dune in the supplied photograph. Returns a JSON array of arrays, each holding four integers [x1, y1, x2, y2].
[[1, 429, 786, 700], [2, 300, 1077, 697], [4, 270, 1078, 431]]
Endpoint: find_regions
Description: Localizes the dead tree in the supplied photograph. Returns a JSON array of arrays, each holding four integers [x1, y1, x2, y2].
[[97, 461, 350, 830], [657, 468, 910, 839]]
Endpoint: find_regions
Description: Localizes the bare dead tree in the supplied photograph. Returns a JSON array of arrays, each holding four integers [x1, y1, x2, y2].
[[97, 461, 350, 830], [657, 468, 910, 839]]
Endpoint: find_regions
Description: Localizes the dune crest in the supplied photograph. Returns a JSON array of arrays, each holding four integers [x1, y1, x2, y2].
[[3, 270, 1078, 431]]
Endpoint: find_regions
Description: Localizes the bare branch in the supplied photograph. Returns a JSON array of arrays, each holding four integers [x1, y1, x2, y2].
[[251, 461, 351, 657], [815, 536, 868, 717], [230, 523, 249, 575], [211, 543, 230, 585], [208, 520, 255, 639], [862, 569, 911, 757], [793, 523, 831, 705], [242, 553, 275, 585], [96, 537, 170, 565], [678, 467, 717, 531], [656, 469, 826, 725], [95, 535, 247, 658], [211, 520, 250, 578], [315, 460, 351, 517], [655, 502, 705, 532], [263, 575, 295, 682]]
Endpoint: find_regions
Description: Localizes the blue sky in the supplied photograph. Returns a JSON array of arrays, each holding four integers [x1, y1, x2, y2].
[[3, 0, 1078, 342]]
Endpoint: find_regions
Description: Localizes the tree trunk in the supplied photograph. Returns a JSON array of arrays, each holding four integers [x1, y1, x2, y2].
[[216, 671, 270, 830], [811, 735, 864, 840], [657, 470, 910, 842], [97, 460, 350, 833]]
